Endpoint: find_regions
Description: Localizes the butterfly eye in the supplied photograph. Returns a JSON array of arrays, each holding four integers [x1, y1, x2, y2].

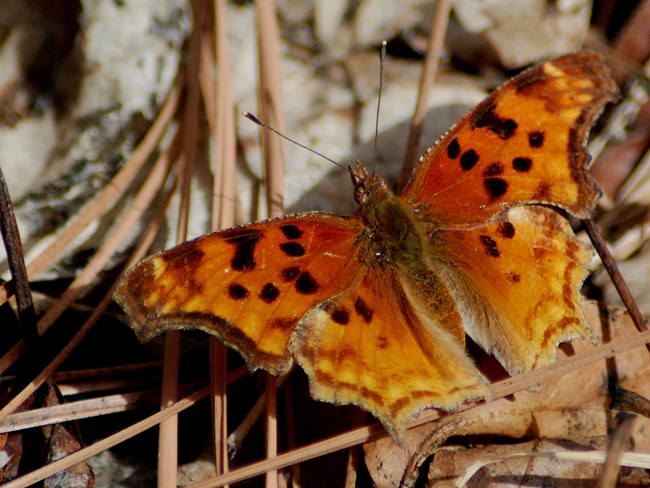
[[354, 185, 369, 205]]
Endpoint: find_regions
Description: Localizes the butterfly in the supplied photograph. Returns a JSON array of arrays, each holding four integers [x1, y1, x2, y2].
[[114, 51, 618, 440]]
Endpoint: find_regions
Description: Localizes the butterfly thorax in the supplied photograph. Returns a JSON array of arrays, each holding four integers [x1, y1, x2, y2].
[[349, 163, 425, 268]]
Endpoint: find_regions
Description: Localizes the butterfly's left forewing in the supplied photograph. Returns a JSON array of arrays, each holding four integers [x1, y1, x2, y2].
[[114, 214, 364, 375], [401, 51, 617, 226]]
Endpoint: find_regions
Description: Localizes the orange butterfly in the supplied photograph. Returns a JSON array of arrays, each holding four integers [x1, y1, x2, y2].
[[114, 52, 617, 440]]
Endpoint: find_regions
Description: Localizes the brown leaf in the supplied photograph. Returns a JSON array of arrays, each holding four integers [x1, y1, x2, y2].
[[42, 383, 95, 488], [429, 438, 650, 487]]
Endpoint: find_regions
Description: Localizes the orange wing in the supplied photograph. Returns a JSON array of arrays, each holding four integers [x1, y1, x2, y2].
[[291, 265, 489, 440], [114, 213, 492, 437], [114, 214, 363, 375], [429, 206, 592, 374], [400, 51, 617, 226]]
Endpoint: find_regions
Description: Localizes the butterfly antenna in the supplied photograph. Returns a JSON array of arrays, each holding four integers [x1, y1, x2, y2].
[[243, 112, 347, 171], [373, 41, 387, 176]]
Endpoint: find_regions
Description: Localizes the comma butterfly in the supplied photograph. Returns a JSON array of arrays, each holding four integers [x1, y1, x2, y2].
[[114, 51, 618, 440]]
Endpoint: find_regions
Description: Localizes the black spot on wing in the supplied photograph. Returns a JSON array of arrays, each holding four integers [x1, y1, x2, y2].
[[296, 271, 319, 295], [479, 235, 500, 257], [330, 306, 350, 325], [484, 178, 508, 200], [508, 272, 521, 283], [496, 222, 515, 239], [471, 101, 518, 139], [528, 131, 544, 148], [447, 138, 461, 159], [228, 283, 249, 300], [280, 224, 302, 239], [354, 297, 373, 324], [259, 283, 280, 303], [460, 149, 479, 171], [513, 157, 533, 173], [280, 266, 301, 282], [280, 242, 305, 257], [482, 162, 504, 177], [227, 230, 263, 271]]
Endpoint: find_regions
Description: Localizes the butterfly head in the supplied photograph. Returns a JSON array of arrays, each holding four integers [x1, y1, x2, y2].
[[349, 162, 388, 207]]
